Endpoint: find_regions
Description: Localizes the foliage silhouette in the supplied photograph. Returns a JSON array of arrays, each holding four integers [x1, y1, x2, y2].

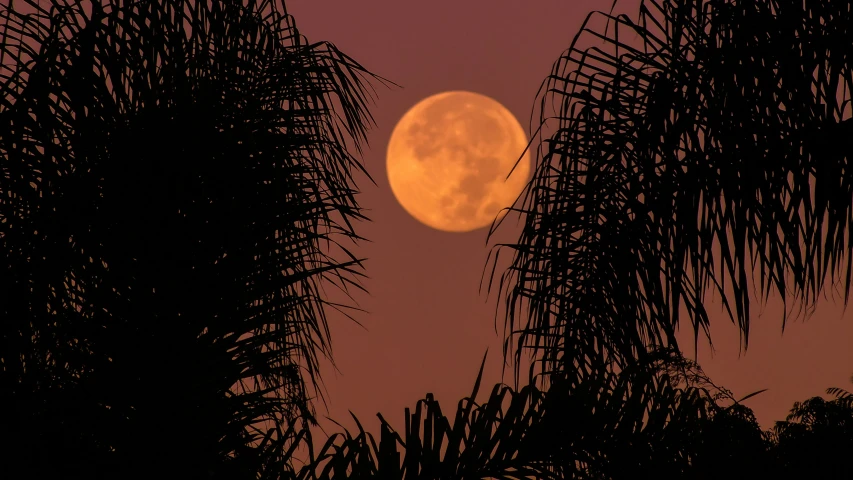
[[826, 373, 853, 409], [296, 369, 853, 479], [293, 348, 778, 480], [3, 0, 852, 478], [769, 383, 853, 478], [0, 0, 387, 478], [487, 0, 853, 392], [291, 0, 853, 476]]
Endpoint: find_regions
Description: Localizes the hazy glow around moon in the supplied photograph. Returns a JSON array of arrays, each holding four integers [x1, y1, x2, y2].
[[386, 91, 531, 232]]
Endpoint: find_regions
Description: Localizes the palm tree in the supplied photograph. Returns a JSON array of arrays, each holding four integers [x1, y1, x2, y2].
[[487, 0, 853, 393], [0, 0, 387, 478], [464, 0, 853, 476]]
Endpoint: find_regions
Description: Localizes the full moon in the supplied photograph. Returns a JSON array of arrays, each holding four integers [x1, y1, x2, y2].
[[386, 91, 531, 232]]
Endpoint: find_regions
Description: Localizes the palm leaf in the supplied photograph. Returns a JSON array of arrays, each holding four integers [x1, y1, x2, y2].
[[487, 0, 853, 389], [0, 0, 389, 477], [826, 372, 853, 409], [295, 348, 755, 480]]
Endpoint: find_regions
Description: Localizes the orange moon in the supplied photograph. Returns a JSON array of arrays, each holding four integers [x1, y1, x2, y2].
[[386, 91, 531, 232]]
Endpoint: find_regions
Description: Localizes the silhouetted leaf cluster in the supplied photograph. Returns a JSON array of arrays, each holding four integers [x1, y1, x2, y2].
[[489, 0, 853, 390], [295, 349, 777, 480], [0, 0, 385, 478], [3, 0, 852, 478], [764, 377, 853, 478], [298, 368, 853, 480]]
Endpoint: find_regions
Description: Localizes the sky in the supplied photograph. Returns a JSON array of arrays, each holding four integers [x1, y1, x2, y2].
[[284, 0, 853, 442]]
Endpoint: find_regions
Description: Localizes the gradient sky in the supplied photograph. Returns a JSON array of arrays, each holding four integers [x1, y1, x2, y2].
[[285, 0, 853, 442]]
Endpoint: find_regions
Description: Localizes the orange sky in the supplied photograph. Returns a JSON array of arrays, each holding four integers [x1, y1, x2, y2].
[[285, 0, 853, 443]]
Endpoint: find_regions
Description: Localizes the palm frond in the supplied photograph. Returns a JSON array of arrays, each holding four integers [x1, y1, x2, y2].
[[487, 0, 853, 388], [826, 372, 853, 409], [295, 348, 757, 480], [0, 0, 389, 477]]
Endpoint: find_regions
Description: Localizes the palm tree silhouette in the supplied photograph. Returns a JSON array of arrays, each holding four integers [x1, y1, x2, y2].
[[0, 0, 386, 478], [487, 0, 852, 392], [473, 0, 851, 475], [3, 0, 852, 479]]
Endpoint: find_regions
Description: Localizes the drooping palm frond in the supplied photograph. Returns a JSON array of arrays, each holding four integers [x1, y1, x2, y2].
[[488, 0, 853, 388], [293, 348, 757, 480], [0, 0, 387, 477], [826, 373, 853, 409]]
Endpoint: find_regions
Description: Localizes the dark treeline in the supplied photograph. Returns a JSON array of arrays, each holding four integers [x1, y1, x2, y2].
[[0, 0, 851, 479]]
